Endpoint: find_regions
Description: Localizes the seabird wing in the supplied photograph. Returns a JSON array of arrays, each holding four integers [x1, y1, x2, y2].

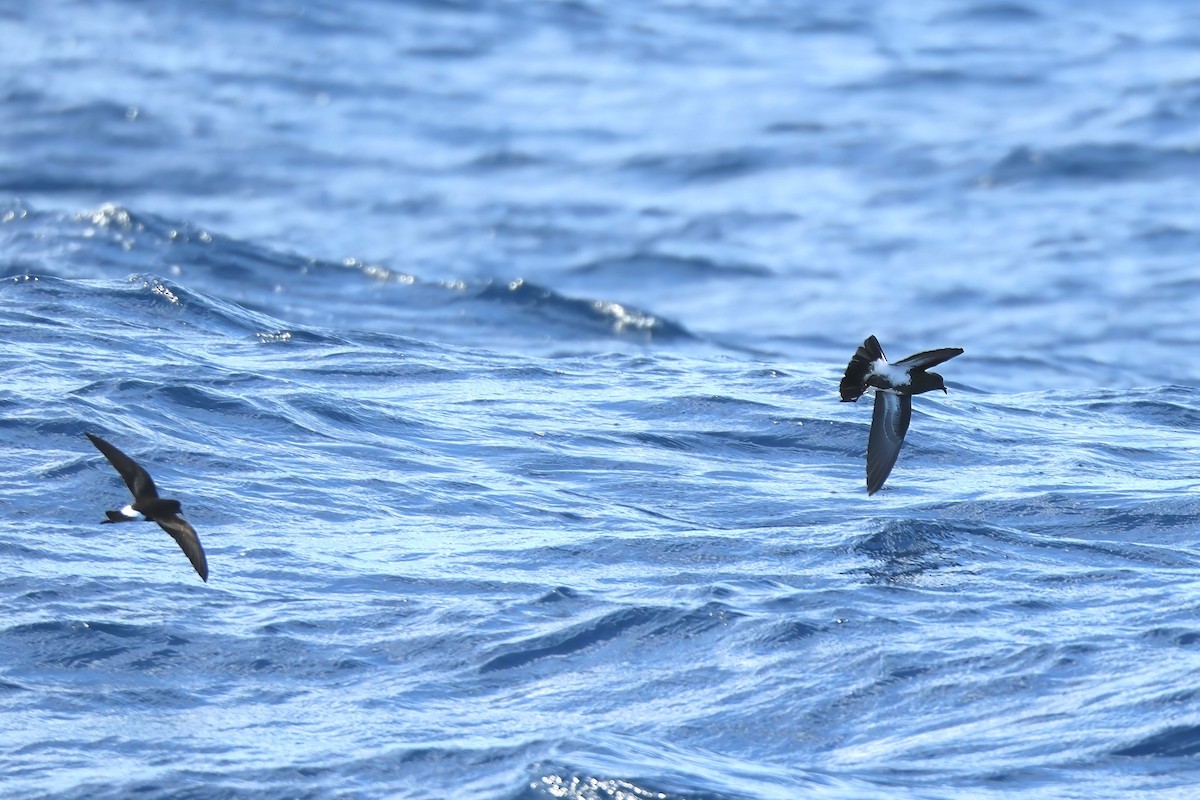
[[891, 347, 963, 371], [866, 391, 912, 495], [840, 335, 888, 402], [87, 433, 159, 500], [156, 514, 208, 582]]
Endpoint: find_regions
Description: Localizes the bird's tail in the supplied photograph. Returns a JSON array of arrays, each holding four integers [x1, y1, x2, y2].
[[102, 510, 136, 524], [840, 335, 885, 402]]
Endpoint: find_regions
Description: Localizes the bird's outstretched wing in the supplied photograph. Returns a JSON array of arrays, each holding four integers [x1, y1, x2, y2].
[[891, 347, 963, 371], [155, 515, 208, 582], [87, 433, 159, 500], [867, 391, 912, 495]]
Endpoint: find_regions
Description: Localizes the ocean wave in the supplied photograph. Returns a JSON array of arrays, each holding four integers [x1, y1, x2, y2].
[[3, 203, 701, 350], [985, 143, 1200, 186]]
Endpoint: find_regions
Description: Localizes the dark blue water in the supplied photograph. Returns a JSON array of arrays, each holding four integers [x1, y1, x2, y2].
[[4, 2, 1200, 798]]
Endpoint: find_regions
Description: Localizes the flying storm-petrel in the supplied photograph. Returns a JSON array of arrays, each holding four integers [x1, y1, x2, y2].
[[86, 432, 209, 582], [839, 335, 963, 496]]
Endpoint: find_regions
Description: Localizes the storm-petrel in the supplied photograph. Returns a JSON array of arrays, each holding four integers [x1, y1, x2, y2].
[[86, 432, 208, 582], [839, 335, 963, 496]]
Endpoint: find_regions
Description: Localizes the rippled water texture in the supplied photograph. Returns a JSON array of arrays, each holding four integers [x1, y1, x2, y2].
[[3, 2, 1200, 799]]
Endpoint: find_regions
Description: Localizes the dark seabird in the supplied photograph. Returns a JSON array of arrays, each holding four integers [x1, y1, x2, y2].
[[839, 335, 963, 496], [86, 432, 208, 582]]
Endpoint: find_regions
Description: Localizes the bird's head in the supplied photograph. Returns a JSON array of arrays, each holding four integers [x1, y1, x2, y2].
[[912, 371, 948, 395]]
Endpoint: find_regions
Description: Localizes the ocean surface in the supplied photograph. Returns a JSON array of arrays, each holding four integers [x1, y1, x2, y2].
[[3, 2, 1200, 798]]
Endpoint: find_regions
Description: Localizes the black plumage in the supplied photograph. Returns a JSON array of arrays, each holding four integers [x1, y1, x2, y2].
[[86, 432, 208, 582], [839, 336, 963, 495]]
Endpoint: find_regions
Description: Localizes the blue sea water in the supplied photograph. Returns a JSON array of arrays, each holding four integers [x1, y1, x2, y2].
[[3, 1, 1200, 798]]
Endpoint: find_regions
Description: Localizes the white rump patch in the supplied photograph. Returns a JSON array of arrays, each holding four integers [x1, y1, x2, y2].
[[869, 358, 911, 387], [119, 504, 140, 519]]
